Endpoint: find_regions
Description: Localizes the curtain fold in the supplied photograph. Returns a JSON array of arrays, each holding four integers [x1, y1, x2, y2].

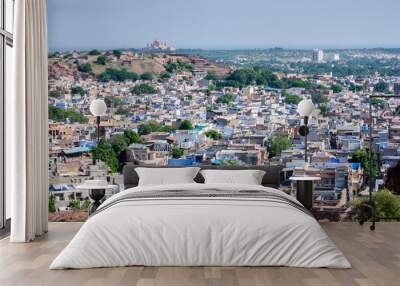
[[9, 0, 48, 242]]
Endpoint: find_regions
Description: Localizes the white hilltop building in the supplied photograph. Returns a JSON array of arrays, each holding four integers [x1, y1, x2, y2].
[[143, 39, 176, 52]]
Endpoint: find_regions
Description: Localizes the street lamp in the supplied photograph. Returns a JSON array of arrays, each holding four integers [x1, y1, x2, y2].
[[297, 99, 315, 163], [89, 99, 107, 143]]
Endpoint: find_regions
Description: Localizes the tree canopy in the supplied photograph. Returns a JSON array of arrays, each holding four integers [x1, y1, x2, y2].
[[99, 68, 138, 82], [205, 129, 222, 140], [77, 63, 92, 73], [374, 81, 388, 93], [178, 120, 193, 130], [283, 92, 302, 105], [217, 93, 235, 104], [140, 72, 154, 81], [132, 83, 158, 95], [96, 55, 107, 65], [171, 147, 184, 159], [48, 105, 88, 124], [267, 135, 292, 158], [71, 86, 85, 96]]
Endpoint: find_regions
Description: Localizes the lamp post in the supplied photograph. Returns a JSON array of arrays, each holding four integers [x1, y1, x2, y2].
[[297, 99, 315, 163], [89, 99, 107, 143]]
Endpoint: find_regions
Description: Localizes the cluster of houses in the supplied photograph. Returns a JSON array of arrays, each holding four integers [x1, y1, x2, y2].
[[48, 50, 400, 218]]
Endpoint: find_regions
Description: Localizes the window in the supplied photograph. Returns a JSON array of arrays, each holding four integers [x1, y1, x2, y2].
[[0, 0, 13, 230]]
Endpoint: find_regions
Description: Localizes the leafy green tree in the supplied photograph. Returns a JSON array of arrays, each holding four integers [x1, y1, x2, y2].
[[115, 107, 129, 115], [112, 49, 122, 58], [205, 129, 222, 140], [160, 71, 171, 80], [319, 103, 328, 117], [171, 147, 184, 159], [123, 130, 143, 144], [217, 93, 235, 104], [351, 149, 378, 180], [96, 55, 107, 65], [208, 82, 217, 92], [205, 71, 219, 80], [48, 193, 56, 212], [137, 121, 161, 135], [88, 49, 100, 55], [159, 125, 176, 133], [71, 86, 85, 96], [349, 83, 364, 92], [132, 83, 158, 95], [99, 68, 138, 82], [111, 134, 129, 155], [104, 96, 124, 108], [77, 63, 92, 73], [49, 106, 88, 123], [311, 93, 328, 104], [140, 72, 154, 81], [331, 84, 342, 93], [374, 81, 388, 93], [179, 120, 193, 130], [354, 190, 400, 221], [370, 98, 385, 107], [267, 135, 292, 158], [91, 139, 119, 173], [283, 92, 302, 105]]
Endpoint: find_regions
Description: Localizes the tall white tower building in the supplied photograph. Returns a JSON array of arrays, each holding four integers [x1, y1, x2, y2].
[[312, 49, 324, 63]]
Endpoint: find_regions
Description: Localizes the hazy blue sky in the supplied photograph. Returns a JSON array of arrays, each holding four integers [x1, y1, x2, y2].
[[47, 0, 400, 51]]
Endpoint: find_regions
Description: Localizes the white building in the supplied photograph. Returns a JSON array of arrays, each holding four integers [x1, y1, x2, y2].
[[312, 49, 324, 63]]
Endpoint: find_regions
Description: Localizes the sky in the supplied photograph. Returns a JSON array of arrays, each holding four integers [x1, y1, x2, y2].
[[47, 0, 400, 51]]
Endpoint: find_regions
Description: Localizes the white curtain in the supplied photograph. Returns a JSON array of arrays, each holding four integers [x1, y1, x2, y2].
[[8, 0, 49, 242]]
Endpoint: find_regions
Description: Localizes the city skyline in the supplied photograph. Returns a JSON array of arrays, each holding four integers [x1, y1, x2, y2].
[[47, 0, 400, 51]]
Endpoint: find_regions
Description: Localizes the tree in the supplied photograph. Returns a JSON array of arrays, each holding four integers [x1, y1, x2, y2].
[[48, 193, 56, 212], [217, 93, 235, 104], [171, 147, 184, 159], [88, 49, 100, 55], [208, 82, 217, 91], [283, 92, 302, 105], [311, 93, 328, 104], [96, 55, 107, 65], [111, 134, 129, 155], [140, 72, 154, 81], [99, 68, 138, 82], [370, 98, 385, 107], [104, 96, 123, 107], [77, 63, 92, 73], [319, 103, 328, 117], [205, 130, 222, 140], [159, 125, 176, 133], [137, 121, 161, 135], [132, 83, 157, 95], [91, 139, 119, 173], [160, 71, 171, 80], [267, 135, 292, 158], [48, 105, 88, 124], [71, 86, 85, 96], [331, 84, 342, 93], [179, 120, 193, 130], [112, 49, 122, 58], [351, 149, 378, 180], [123, 130, 143, 144], [354, 190, 400, 221], [374, 81, 388, 93], [205, 70, 219, 80]]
